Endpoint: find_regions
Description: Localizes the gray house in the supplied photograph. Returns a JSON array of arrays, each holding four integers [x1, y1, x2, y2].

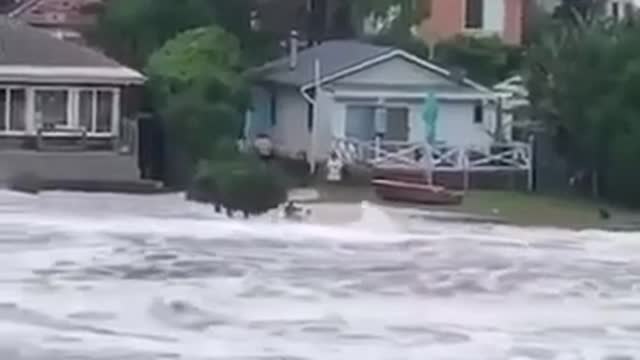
[[246, 39, 502, 165], [0, 17, 145, 184]]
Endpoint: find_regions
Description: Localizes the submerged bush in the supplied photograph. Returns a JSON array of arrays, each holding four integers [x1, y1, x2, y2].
[[187, 153, 289, 217]]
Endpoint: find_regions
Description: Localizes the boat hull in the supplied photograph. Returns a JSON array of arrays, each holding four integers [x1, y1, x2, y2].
[[372, 179, 463, 205]]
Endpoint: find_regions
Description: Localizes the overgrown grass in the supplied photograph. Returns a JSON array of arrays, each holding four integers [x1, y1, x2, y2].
[[312, 184, 640, 229], [451, 191, 637, 228]]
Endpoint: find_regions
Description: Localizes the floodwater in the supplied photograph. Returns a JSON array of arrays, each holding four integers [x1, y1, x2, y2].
[[0, 190, 639, 359]]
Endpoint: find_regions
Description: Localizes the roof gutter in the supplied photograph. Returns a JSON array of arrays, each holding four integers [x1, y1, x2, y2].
[[300, 58, 321, 174], [300, 58, 320, 105]]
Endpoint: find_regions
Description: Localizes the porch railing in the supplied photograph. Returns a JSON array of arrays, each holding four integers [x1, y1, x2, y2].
[[332, 137, 532, 173]]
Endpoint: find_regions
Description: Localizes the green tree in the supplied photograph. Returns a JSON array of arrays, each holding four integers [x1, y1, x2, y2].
[[434, 35, 524, 86], [146, 26, 248, 160], [525, 15, 640, 205], [90, 0, 215, 68], [89, 0, 271, 68]]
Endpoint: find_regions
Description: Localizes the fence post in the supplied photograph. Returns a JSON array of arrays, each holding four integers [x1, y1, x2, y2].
[[463, 150, 470, 192], [527, 135, 535, 192]]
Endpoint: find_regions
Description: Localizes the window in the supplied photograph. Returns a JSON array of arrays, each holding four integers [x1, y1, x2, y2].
[[269, 91, 277, 126], [345, 105, 376, 141], [465, 0, 484, 29], [78, 90, 93, 131], [0, 89, 26, 132], [0, 91, 4, 131], [0, 89, 27, 132], [96, 91, 113, 132], [10, 89, 26, 131], [77, 89, 115, 133], [35, 90, 69, 128], [307, 103, 313, 132], [386, 107, 409, 141], [612, 2, 619, 18], [473, 102, 484, 124]]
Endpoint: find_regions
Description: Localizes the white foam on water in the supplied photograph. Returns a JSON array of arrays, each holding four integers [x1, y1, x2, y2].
[[0, 190, 639, 359], [348, 201, 403, 234]]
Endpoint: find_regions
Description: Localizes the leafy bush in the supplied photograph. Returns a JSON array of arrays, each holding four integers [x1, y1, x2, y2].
[[162, 90, 243, 161], [187, 153, 289, 217], [435, 35, 523, 86]]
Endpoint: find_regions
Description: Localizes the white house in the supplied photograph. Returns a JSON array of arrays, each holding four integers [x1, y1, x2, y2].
[[0, 17, 145, 184], [246, 39, 504, 164]]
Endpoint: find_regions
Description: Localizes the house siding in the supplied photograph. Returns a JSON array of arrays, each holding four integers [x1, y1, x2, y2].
[[334, 57, 463, 89], [504, 0, 523, 45], [271, 87, 310, 158], [421, 0, 464, 43], [420, 0, 524, 45], [247, 54, 498, 163], [330, 56, 496, 150]]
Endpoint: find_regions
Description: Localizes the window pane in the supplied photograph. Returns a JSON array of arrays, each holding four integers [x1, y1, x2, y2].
[[465, 0, 483, 29], [96, 91, 113, 132], [473, 103, 483, 124], [345, 106, 376, 141], [0, 91, 5, 131], [10, 89, 26, 131], [35, 90, 68, 128], [386, 108, 409, 141], [79, 90, 93, 132]]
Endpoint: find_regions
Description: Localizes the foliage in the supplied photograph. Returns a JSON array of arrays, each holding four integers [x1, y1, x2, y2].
[[146, 26, 247, 105], [188, 151, 289, 217], [434, 35, 524, 86], [525, 15, 640, 205], [89, 0, 215, 68], [146, 26, 248, 161], [351, 0, 424, 38], [552, 0, 605, 23], [161, 91, 243, 161], [90, 0, 272, 68]]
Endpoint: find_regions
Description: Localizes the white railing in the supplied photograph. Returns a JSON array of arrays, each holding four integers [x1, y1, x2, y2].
[[332, 137, 532, 172]]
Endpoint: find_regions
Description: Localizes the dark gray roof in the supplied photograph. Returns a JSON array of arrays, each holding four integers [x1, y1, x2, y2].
[[0, 16, 122, 67], [250, 40, 394, 86]]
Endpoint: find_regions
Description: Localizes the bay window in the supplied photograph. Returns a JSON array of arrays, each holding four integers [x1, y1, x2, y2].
[[0, 87, 117, 135]]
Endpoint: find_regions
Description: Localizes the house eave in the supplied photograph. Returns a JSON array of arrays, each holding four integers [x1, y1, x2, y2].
[[0, 66, 146, 85], [299, 49, 492, 94]]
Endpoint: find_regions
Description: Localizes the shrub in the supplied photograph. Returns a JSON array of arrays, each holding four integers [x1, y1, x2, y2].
[[187, 154, 289, 217]]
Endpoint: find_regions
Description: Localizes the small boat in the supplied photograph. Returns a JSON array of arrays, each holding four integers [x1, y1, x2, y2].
[[372, 179, 463, 205]]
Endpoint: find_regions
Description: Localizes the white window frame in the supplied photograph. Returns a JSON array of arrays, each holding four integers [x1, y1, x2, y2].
[[71, 87, 119, 137], [0, 86, 29, 136], [33, 86, 74, 131], [0, 86, 120, 137]]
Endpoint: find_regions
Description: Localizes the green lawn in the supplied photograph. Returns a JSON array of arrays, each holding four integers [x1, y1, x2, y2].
[[448, 191, 640, 228], [312, 184, 640, 229]]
